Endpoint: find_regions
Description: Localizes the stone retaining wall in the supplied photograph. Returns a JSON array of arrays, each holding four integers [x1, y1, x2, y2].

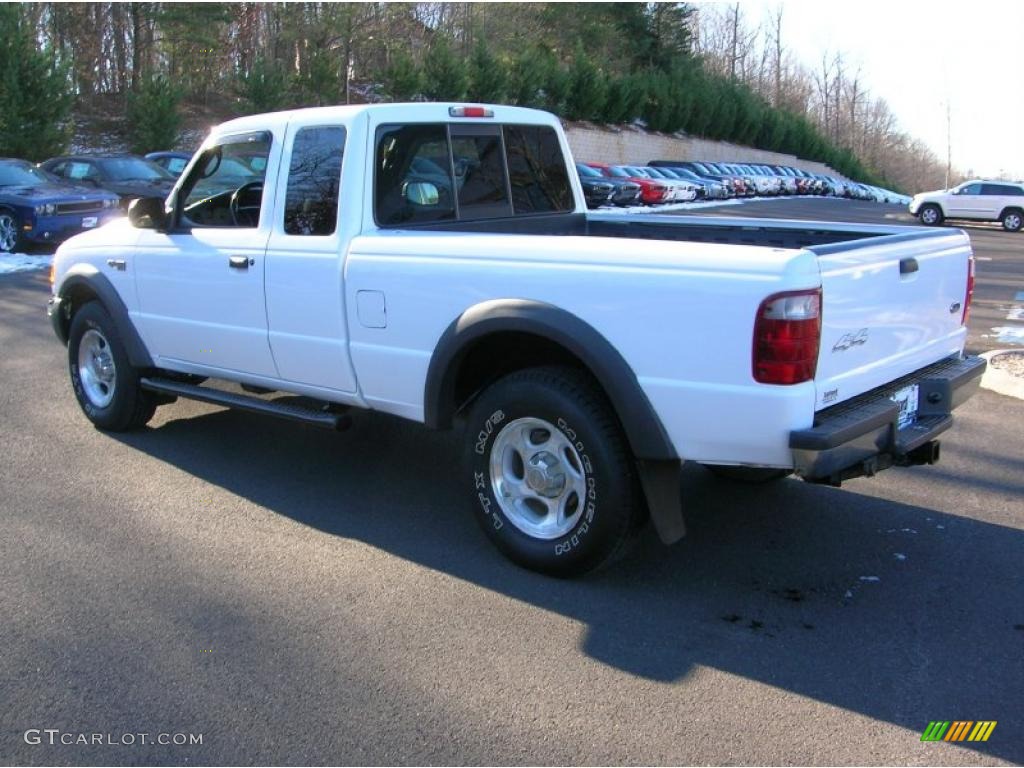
[[563, 122, 841, 179]]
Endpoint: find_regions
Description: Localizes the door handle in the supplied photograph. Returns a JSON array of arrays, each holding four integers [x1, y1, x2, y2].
[[899, 257, 919, 275], [228, 255, 252, 270]]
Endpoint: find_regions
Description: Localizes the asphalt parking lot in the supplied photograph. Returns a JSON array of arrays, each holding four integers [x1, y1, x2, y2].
[[1, 199, 1021, 766]]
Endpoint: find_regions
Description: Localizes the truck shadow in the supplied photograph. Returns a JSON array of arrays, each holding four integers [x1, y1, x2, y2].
[[113, 404, 1024, 763]]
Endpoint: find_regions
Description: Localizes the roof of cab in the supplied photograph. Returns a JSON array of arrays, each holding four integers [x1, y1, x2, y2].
[[211, 102, 561, 137]]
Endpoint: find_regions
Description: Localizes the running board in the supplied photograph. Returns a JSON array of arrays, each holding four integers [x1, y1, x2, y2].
[[140, 377, 351, 431]]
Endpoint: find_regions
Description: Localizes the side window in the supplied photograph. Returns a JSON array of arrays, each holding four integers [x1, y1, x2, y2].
[[67, 161, 99, 182], [179, 131, 271, 228], [451, 129, 512, 220], [167, 157, 189, 175], [502, 125, 572, 215], [284, 125, 346, 236], [981, 184, 1000, 196], [49, 161, 67, 177], [375, 124, 455, 226], [960, 183, 982, 195]]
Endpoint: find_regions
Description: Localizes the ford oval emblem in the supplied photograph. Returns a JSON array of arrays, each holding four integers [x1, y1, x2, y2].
[[949, 302, 961, 313]]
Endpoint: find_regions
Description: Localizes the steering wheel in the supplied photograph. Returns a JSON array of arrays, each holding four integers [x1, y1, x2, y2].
[[229, 181, 264, 226]]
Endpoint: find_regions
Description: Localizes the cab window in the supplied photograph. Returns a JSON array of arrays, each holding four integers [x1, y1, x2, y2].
[[375, 124, 456, 226], [179, 132, 270, 228], [283, 126, 346, 236], [959, 183, 982, 195]]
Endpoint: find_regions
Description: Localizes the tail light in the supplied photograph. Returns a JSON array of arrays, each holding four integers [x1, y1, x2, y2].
[[962, 256, 975, 325], [753, 288, 822, 385], [49, 263, 55, 286]]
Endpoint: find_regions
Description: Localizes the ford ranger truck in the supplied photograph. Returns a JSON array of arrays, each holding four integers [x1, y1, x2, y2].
[[47, 103, 986, 577]]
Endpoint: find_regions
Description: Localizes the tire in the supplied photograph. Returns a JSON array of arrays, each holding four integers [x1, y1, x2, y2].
[[703, 465, 791, 484], [918, 204, 943, 226], [67, 301, 156, 430], [464, 366, 646, 577], [1001, 209, 1023, 232], [0, 208, 23, 253]]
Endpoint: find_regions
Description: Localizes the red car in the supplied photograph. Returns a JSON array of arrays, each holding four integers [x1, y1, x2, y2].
[[586, 162, 669, 205]]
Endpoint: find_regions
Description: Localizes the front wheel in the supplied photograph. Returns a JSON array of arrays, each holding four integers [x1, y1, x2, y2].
[[918, 204, 943, 226], [464, 366, 646, 577], [0, 209, 23, 253], [1001, 209, 1023, 232], [68, 301, 156, 430]]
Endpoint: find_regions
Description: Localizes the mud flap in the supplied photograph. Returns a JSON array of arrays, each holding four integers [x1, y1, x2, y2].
[[637, 459, 685, 544]]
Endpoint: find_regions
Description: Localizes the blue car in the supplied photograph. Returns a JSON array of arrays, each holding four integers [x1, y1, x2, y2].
[[0, 159, 120, 253], [145, 150, 192, 178]]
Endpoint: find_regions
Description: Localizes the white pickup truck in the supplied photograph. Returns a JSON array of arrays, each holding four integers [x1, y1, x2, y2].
[[48, 103, 985, 576]]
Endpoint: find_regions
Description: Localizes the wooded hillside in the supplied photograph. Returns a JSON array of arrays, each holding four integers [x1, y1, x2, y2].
[[2, 2, 959, 191]]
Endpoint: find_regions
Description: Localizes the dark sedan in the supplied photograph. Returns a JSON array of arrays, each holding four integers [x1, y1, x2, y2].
[[40, 154, 175, 210], [145, 151, 192, 178], [0, 159, 120, 253], [575, 164, 642, 208]]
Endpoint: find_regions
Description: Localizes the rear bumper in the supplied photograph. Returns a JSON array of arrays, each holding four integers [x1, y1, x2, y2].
[[790, 355, 986, 484]]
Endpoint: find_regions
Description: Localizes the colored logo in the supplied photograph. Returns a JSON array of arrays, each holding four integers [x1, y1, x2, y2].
[[921, 721, 997, 742]]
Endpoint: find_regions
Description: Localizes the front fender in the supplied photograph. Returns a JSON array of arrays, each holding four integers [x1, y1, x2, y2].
[[52, 267, 153, 369]]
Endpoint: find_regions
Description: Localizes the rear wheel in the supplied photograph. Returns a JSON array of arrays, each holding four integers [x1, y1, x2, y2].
[[464, 366, 646, 577], [918, 204, 943, 226], [1001, 209, 1023, 232], [68, 301, 156, 430]]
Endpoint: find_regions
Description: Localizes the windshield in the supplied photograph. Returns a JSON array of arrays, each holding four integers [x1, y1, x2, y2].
[[0, 162, 54, 187], [607, 167, 629, 178], [576, 164, 602, 178], [102, 157, 173, 181]]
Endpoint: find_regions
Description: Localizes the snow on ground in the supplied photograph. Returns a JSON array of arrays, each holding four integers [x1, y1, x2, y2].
[[0, 253, 53, 275]]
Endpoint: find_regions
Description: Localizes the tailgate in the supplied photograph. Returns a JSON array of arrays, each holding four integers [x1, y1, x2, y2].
[[810, 229, 971, 411]]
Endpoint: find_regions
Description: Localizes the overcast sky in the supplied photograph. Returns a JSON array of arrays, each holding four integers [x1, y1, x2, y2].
[[740, 0, 1023, 180]]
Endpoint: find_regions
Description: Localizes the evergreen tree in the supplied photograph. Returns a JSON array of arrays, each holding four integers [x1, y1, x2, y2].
[[508, 48, 549, 108], [126, 74, 182, 153], [421, 38, 467, 101], [537, 50, 570, 115], [238, 57, 290, 113], [466, 41, 506, 103], [382, 49, 422, 101], [564, 44, 607, 121], [0, 5, 73, 161]]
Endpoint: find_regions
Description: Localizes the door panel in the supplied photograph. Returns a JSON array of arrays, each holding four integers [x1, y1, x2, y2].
[[133, 130, 281, 378], [264, 121, 358, 393]]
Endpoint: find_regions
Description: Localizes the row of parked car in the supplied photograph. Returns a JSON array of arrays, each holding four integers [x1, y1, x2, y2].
[[0, 145, 908, 254], [0, 150, 263, 253], [575, 159, 910, 208]]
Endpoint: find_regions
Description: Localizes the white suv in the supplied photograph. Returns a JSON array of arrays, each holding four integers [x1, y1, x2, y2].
[[910, 180, 1024, 231]]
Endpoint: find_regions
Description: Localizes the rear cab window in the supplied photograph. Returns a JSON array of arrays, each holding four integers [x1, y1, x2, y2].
[[374, 122, 572, 227]]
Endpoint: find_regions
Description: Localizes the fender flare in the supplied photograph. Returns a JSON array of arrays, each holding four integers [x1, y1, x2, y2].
[[55, 267, 154, 369], [424, 299, 677, 462]]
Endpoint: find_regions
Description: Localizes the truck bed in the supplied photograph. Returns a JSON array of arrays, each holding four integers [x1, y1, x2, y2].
[[406, 210, 933, 251]]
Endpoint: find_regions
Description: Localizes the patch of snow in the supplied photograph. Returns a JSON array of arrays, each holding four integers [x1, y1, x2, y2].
[[0, 253, 52, 274], [992, 326, 1024, 345], [859, 576, 881, 582], [894, 553, 907, 561]]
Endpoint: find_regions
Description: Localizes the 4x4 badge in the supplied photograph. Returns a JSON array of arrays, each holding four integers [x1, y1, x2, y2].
[[833, 328, 869, 352]]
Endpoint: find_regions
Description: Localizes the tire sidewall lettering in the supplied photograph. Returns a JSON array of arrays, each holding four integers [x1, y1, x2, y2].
[[474, 408, 598, 556]]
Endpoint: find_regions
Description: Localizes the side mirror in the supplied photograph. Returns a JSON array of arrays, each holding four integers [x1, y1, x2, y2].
[[128, 196, 168, 230], [404, 181, 440, 206]]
